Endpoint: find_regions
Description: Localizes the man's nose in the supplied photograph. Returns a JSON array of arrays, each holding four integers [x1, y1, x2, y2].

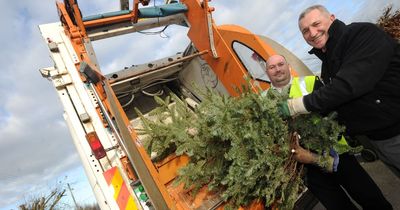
[[309, 27, 318, 37]]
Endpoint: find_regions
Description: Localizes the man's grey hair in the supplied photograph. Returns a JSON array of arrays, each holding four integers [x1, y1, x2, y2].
[[298, 5, 331, 21]]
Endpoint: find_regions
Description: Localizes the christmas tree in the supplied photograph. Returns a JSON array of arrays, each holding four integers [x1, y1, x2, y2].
[[136, 82, 359, 209]]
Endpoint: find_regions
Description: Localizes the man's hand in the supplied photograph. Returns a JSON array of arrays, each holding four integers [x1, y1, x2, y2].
[[291, 134, 338, 172], [279, 97, 309, 118], [291, 135, 317, 164]]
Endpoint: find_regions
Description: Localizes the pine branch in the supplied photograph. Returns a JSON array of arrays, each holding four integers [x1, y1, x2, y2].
[[137, 80, 358, 209]]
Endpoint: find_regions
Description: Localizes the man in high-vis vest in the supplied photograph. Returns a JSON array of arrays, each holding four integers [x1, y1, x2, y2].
[[265, 54, 391, 210]]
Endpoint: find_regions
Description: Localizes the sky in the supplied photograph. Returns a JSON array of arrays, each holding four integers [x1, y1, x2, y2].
[[0, 0, 399, 209]]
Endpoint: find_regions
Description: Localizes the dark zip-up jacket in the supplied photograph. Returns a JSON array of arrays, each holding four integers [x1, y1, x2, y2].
[[303, 19, 400, 140]]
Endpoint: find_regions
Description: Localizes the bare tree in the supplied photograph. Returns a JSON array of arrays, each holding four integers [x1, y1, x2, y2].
[[18, 188, 66, 210], [377, 5, 400, 40]]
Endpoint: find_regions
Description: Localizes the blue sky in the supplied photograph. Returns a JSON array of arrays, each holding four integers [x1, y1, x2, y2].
[[0, 0, 399, 209]]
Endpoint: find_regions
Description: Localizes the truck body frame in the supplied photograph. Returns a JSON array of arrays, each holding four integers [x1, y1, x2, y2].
[[39, 1, 313, 209]]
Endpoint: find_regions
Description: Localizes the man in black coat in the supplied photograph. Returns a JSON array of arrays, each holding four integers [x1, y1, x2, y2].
[[267, 55, 392, 210], [281, 4, 400, 177]]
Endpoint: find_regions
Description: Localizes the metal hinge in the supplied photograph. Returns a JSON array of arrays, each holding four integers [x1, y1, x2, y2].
[[54, 75, 73, 89], [39, 66, 68, 78]]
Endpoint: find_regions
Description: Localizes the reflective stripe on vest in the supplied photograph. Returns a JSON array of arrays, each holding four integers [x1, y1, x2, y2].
[[289, 76, 316, 98]]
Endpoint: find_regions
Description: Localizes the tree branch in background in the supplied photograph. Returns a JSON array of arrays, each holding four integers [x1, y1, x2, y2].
[[377, 5, 400, 40]]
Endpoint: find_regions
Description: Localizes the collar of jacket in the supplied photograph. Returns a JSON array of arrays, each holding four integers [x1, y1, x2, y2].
[[308, 19, 346, 59]]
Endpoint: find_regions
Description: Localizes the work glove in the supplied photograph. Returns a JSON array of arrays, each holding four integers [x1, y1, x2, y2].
[[329, 148, 340, 172], [278, 101, 291, 118], [278, 97, 309, 118], [314, 148, 340, 172]]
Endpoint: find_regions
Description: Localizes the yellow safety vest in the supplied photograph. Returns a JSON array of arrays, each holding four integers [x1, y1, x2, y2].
[[289, 76, 349, 147], [289, 76, 316, 98]]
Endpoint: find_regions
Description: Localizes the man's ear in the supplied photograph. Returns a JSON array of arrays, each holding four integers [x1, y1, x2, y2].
[[330, 14, 336, 21]]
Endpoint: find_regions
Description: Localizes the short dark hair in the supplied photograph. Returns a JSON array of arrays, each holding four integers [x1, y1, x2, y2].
[[266, 54, 287, 68]]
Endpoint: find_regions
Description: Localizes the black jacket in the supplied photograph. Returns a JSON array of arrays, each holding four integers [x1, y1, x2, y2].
[[303, 19, 400, 140]]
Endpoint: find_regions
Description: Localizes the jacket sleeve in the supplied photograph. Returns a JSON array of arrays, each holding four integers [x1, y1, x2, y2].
[[304, 24, 396, 113]]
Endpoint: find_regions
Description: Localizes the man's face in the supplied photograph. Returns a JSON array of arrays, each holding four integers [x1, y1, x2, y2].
[[299, 9, 335, 50], [266, 55, 291, 88]]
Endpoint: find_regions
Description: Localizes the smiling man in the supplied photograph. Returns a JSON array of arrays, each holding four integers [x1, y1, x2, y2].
[[265, 54, 292, 90], [280, 4, 400, 181], [298, 6, 335, 51], [266, 54, 392, 210]]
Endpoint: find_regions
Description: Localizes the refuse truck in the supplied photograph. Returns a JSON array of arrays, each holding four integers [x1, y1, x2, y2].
[[39, 0, 317, 209]]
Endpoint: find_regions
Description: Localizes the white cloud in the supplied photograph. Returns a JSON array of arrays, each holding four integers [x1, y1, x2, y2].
[[0, 1, 84, 208]]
